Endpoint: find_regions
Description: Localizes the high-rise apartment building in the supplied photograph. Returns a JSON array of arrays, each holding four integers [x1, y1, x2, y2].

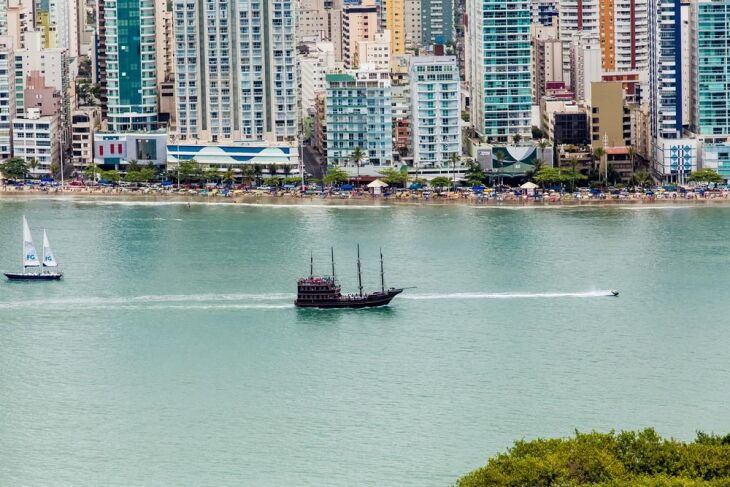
[[649, 0, 697, 181], [404, 0, 422, 49], [384, 0, 405, 54], [691, 0, 730, 140], [532, 25, 563, 103], [173, 0, 298, 143], [0, 40, 15, 160], [466, 0, 532, 141], [341, 0, 379, 68], [104, 0, 158, 132], [690, 0, 730, 179], [325, 69, 393, 166], [558, 0, 599, 83], [410, 56, 461, 168], [600, 0, 649, 71], [421, 0, 455, 46]]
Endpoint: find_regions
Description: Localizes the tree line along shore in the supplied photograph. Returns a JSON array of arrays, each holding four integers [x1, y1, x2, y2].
[[457, 429, 730, 487]]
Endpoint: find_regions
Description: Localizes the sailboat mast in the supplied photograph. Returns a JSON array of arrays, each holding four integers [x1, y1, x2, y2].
[[357, 244, 363, 297], [380, 248, 385, 292], [331, 247, 335, 279], [21, 217, 25, 274]]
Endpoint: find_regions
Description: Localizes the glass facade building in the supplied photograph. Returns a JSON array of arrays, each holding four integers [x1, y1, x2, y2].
[[104, 0, 158, 132], [324, 70, 393, 167], [467, 0, 532, 141]]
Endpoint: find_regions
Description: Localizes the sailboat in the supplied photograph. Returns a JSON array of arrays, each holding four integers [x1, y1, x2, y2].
[[4, 216, 63, 280]]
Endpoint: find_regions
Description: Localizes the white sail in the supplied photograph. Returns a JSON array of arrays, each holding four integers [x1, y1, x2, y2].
[[22, 216, 40, 267], [42, 230, 58, 267]]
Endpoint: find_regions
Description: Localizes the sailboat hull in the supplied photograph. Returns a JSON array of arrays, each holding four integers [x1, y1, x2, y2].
[[4, 272, 63, 281]]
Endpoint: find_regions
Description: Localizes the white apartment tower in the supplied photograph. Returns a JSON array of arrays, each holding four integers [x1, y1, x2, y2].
[[173, 0, 298, 143], [410, 56, 461, 168], [558, 0, 599, 83]]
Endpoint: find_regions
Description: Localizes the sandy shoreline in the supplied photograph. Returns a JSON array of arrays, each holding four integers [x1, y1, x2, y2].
[[2, 187, 730, 208]]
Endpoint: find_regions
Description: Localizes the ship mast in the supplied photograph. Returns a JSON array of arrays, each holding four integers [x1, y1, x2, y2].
[[331, 247, 336, 280], [357, 244, 363, 297], [380, 248, 385, 292]]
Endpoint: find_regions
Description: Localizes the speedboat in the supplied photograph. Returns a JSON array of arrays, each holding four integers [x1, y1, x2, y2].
[[610, 290, 619, 296]]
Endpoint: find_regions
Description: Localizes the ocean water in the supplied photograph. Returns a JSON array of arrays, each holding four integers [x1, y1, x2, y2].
[[1, 199, 729, 486]]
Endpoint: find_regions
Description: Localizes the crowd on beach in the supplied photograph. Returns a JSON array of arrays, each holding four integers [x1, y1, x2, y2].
[[3, 180, 730, 205]]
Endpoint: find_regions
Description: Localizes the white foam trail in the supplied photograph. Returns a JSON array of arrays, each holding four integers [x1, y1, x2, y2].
[[402, 290, 614, 300], [0, 293, 295, 310]]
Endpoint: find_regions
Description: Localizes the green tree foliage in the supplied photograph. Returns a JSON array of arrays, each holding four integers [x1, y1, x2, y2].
[[688, 168, 724, 184], [177, 159, 204, 183], [378, 167, 408, 187], [323, 167, 349, 186], [464, 160, 486, 186], [123, 167, 156, 183], [457, 429, 730, 487], [99, 169, 121, 183], [533, 166, 586, 188], [430, 176, 451, 190], [1, 157, 29, 180]]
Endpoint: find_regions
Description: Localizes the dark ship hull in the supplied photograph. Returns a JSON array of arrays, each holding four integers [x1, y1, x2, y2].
[[5, 272, 63, 281], [295, 288, 403, 309]]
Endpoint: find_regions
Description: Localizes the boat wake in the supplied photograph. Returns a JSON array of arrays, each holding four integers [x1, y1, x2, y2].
[[0, 293, 296, 310], [402, 290, 615, 300]]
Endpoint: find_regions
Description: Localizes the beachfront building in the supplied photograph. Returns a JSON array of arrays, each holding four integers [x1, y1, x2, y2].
[[173, 0, 298, 144], [166, 143, 298, 174], [71, 107, 100, 170], [103, 0, 158, 132], [648, 0, 698, 181], [690, 0, 730, 180], [421, 0, 455, 46], [93, 130, 168, 170], [11, 108, 59, 176], [466, 0, 532, 141], [324, 69, 393, 167], [0, 40, 15, 160], [409, 56, 460, 168]]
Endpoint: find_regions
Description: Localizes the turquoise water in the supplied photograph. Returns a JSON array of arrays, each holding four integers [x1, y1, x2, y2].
[[1, 199, 729, 486]]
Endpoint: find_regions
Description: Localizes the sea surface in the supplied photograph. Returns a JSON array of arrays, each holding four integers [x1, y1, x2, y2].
[[1, 198, 729, 486]]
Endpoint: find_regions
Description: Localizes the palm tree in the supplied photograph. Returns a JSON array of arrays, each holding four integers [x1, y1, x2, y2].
[[593, 147, 607, 185], [533, 138, 549, 176], [223, 165, 235, 186], [449, 152, 460, 192], [28, 158, 39, 180], [242, 166, 256, 188], [351, 146, 365, 187], [569, 156, 579, 192], [253, 164, 263, 186], [513, 133, 522, 145]]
